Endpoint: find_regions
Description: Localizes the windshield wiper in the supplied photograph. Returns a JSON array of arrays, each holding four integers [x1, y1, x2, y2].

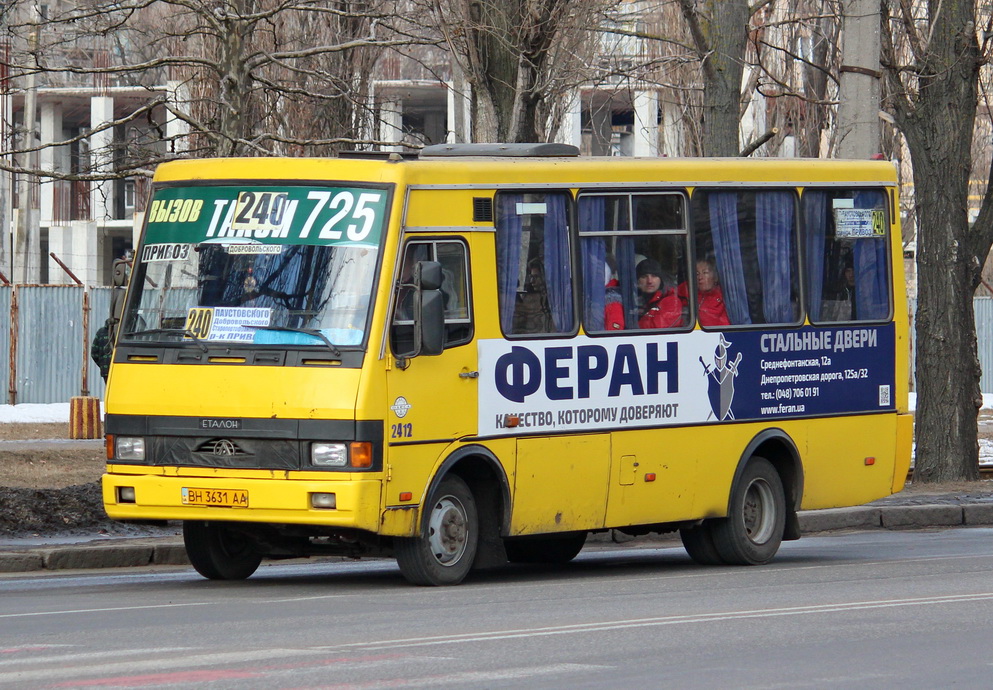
[[125, 328, 209, 353], [246, 325, 341, 357]]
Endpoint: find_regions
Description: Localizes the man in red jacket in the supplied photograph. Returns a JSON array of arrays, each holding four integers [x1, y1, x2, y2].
[[636, 259, 683, 329]]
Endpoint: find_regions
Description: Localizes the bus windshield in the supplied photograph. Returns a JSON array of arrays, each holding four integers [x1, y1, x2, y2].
[[122, 183, 390, 349]]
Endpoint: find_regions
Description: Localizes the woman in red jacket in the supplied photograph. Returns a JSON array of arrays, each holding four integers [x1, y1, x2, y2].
[[636, 259, 683, 329], [678, 257, 730, 327]]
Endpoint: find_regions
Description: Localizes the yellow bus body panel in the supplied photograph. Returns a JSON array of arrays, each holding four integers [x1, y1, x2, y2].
[[107, 363, 360, 419]]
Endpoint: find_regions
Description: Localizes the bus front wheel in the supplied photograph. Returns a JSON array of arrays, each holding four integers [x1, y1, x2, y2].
[[712, 457, 786, 565], [395, 475, 478, 586], [183, 521, 263, 580]]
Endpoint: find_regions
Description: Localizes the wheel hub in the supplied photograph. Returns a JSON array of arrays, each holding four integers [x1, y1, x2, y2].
[[427, 496, 468, 566]]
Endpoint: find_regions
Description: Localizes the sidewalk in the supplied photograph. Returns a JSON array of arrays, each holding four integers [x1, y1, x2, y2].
[[2, 494, 992, 574]]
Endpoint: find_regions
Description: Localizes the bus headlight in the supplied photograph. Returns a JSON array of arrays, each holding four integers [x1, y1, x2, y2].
[[115, 437, 146, 461], [311, 442, 348, 467]]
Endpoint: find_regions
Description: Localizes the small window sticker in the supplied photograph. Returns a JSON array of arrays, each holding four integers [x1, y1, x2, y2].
[[140, 243, 192, 262], [878, 384, 891, 407], [835, 208, 886, 238], [184, 307, 272, 342]]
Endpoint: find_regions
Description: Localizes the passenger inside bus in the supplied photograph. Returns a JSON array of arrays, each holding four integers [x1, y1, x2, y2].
[[678, 257, 730, 327], [636, 259, 683, 329], [604, 257, 624, 330]]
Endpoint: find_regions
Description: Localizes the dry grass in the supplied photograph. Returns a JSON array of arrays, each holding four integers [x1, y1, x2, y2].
[[1, 447, 106, 489]]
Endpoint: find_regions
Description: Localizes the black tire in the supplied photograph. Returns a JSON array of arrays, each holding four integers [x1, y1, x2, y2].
[[679, 522, 725, 565], [395, 475, 478, 586], [183, 521, 263, 580], [504, 532, 587, 564], [712, 457, 786, 565]]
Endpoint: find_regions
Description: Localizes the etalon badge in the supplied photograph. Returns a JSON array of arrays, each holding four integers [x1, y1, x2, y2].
[[391, 396, 412, 418]]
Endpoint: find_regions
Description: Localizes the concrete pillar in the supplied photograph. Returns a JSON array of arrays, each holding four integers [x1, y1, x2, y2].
[[39, 101, 62, 227], [0, 91, 12, 278], [66, 220, 100, 287], [555, 91, 582, 148], [379, 99, 403, 152], [447, 78, 471, 144], [660, 100, 685, 157], [633, 90, 659, 157], [781, 134, 797, 158], [166, 80, 190, 153], [90, 96, 114, 222], [47, 224, 71, 285]]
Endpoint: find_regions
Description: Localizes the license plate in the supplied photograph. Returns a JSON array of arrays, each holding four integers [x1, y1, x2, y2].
[[182, 487, 249, 508]]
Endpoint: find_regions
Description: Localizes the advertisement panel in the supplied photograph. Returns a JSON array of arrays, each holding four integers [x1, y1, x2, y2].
[[478, 325, 895, 436]]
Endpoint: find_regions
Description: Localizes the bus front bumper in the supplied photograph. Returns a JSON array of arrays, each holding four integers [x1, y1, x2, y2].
[[102, 471, 384, 532]]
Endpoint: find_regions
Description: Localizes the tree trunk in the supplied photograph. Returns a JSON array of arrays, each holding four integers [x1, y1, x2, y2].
[[886, 0, 986, 482], [911, 157, 982, 482], [677, 0, 748, 156]]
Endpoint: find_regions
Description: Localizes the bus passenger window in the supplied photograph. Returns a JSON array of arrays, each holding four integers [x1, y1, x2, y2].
[[495, 192, 575, 336], [803, 189, 890, 322], [578, 192, 690, 333], [691, 190, 800, 326], [390, 240, 472, 355]]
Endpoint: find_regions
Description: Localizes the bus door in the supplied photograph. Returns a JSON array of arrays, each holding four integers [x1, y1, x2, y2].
[[384, 238, 477, 505]]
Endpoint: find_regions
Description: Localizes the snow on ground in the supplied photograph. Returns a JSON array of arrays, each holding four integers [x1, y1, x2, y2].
[[0, 402, 77, 424]]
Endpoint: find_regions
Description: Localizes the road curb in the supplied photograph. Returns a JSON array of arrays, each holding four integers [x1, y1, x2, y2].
[[1, 503, 991, 574]]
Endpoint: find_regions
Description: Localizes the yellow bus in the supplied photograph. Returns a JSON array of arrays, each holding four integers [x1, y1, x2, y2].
[[102, 143, 912, 585]]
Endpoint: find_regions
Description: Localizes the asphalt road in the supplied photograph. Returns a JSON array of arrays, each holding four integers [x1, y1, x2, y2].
[[1, 528, 992, 688]]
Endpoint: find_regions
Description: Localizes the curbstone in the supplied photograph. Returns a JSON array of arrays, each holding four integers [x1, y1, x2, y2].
[[0, 552, 45, 573], [44, 545, 154, 570], [963, 503, 993, 525], [153, 543, 190, 565], [879, 505, 963, 528], [798, 507, 881, 533]]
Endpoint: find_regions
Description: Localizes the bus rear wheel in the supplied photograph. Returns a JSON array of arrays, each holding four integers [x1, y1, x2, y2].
[[183, 521, 263, 580], [395, 475, 478, 586], [712, 457, 785, 565], [504, 532, 587, 564]]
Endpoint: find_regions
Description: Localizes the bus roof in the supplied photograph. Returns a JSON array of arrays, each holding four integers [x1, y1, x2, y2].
[[152, 154, 899, 188]]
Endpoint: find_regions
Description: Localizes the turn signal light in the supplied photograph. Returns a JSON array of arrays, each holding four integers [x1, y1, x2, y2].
[[350, 442, 373, 468]]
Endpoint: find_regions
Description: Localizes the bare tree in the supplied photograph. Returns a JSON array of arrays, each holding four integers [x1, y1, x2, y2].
[[881, 0, 993, 482], [2, 0, 434, 171], [427, 0, 611, 143]]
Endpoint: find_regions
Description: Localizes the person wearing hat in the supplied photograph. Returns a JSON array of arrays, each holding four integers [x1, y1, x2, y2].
[[636, 258, 683, 329]]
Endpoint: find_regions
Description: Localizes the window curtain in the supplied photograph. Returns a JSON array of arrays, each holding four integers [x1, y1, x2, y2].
[[853, 191, 890, 320], [495, 194, 524, 333], [803, 191, 828, 322], [755, 191, 795, 323], [579, 196, 606, 331], [708, 192, 752, 325], [543, 194, 574, 331], [616, 236, 640, 328]]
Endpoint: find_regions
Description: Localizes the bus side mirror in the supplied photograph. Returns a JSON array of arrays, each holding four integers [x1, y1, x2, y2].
[[413, 261, 445, 357]]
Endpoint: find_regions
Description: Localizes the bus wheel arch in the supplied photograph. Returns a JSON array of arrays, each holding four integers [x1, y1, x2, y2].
[[731, 429, 804, 541], [396, 446, 511, 584]]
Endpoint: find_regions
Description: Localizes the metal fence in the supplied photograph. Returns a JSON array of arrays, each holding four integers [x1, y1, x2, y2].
[[3, 290, 993, 404], [1, 285, 111, 405]]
